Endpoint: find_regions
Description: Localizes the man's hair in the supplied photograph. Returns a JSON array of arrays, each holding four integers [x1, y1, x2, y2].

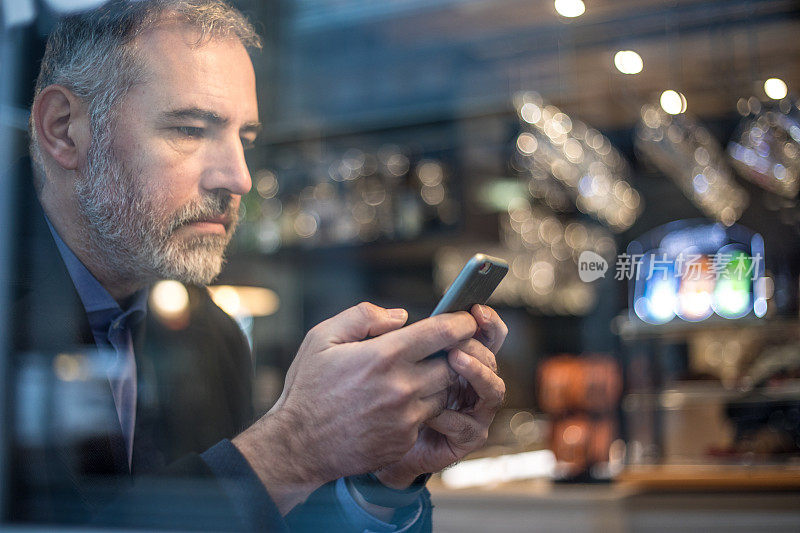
[[29, 0, 261, 191]]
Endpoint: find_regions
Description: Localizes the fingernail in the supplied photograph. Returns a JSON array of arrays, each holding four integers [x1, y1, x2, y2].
[[454, 352, 469, 368], [388, 308, 407, 320], [478, 305, 490, 321]]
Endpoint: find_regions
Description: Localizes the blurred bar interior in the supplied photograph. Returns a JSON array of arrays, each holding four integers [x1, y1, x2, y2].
[[3, 0, 800, 530]]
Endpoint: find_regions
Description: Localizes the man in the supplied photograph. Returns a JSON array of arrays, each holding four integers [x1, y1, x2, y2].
[[10, 0, 507, 531]]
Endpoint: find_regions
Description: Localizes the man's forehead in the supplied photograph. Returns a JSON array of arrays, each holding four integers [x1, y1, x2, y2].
[[130, 22, 258, 120]]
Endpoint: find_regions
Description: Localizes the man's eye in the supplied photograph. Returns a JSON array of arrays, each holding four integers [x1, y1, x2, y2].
[[176, 126, 204, 138], [241, 138, 256, 151]]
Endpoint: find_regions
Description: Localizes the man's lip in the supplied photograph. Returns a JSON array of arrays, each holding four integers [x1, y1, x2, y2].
[[183, 217, 231, 232], [191, 216, 230, 226]]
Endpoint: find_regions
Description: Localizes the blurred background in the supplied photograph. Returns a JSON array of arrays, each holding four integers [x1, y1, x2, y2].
[[3, 0, 800, 531]]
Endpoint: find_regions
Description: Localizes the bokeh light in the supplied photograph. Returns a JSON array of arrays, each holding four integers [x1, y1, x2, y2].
[[660, 90, 687, 115], [764, 77, 788, 100], [150, 280, 190, 320], [554, 0, 586, 18], [614, 50, 643, 75]]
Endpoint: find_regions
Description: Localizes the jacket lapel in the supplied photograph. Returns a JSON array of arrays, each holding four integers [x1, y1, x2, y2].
[[10, 159, 130, 483]]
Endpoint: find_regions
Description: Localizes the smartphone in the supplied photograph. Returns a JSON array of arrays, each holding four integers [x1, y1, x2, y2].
[[422, 253, 508, 473], [431, 253, 508, 316]]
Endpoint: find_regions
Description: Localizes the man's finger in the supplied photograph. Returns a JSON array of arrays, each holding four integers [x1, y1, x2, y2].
[[448, 350, 506, 425], [417, 390, 450, 423], [365, 312, 478, 363], [425, 409, 483, 448], [412, 356, 456, 398], [470, 304, 508, 354], [451, 338, 497, 374], [308, 302, 408, 349]]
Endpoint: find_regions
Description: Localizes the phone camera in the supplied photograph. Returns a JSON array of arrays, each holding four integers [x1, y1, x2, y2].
[[479, 262, 491, 274]]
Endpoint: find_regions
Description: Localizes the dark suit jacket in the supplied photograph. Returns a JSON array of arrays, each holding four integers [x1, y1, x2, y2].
[[6, 159, 432, 531], [7, 158, 279, 529]]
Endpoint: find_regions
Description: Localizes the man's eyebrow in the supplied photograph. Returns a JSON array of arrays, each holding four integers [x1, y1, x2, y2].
[[241, 121, 263, 136], [161, 107, 227, 125], [161, 107, 262, 134]]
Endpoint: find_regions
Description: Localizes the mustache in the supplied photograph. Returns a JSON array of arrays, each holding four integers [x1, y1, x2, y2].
[[167, 192, 238, 234]]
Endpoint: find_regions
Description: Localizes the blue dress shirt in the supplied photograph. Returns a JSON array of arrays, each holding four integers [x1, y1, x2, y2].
[[46, 219, 422, 531], [47, 217, 146, 468]]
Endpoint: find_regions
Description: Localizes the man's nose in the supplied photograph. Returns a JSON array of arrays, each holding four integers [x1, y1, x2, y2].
[[202, 136, 252, 196]]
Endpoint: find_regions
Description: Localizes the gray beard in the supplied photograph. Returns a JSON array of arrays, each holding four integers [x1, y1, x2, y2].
[[74, 134, 238, 287]]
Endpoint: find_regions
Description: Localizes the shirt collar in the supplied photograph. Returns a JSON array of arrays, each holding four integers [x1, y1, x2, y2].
[[45, 216, 149, 330]]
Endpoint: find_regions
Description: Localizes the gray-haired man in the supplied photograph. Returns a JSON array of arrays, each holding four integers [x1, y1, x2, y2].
[[13, 0, 507, 530]]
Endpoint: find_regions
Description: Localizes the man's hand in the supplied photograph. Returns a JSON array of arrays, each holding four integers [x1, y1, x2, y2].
[[231, 302, 478, 515], [374, 304, 507, 489]]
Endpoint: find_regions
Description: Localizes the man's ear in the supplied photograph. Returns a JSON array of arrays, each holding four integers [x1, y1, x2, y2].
[[32, 85, 90, 171]]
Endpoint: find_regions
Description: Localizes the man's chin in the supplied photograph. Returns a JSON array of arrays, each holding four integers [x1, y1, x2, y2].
[[154, 238, 230, 286], [158, 259, 224, 286]]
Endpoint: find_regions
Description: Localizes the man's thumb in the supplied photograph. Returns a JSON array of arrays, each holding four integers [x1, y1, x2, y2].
[[318, 302, 408, 345]]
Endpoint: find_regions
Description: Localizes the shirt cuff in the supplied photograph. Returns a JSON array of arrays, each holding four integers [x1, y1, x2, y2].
[[200, 439, 287, 532], [334, 477, 424, 533]]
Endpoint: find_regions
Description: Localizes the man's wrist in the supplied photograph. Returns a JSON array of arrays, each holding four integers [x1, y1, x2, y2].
[[374, 463, 423, 490], [231, 408, 326, 515]]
